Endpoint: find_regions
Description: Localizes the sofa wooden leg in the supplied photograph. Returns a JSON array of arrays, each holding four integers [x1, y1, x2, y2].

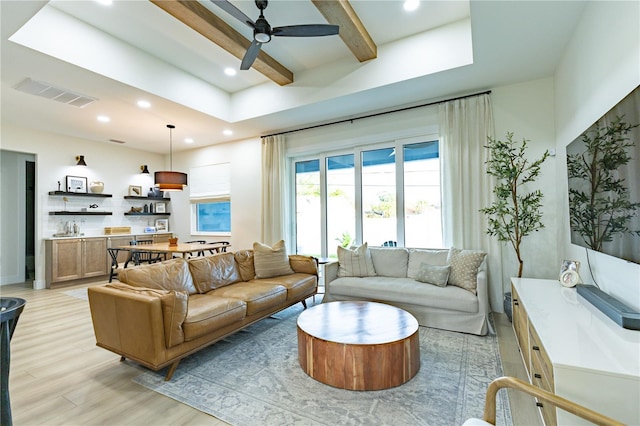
[[120, 356, 126, 362], [165, 360, 181, 381], [301, 299, 307, 309]]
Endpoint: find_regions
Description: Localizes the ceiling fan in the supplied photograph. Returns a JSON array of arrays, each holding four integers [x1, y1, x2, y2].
[[210, 0, 339, 70]]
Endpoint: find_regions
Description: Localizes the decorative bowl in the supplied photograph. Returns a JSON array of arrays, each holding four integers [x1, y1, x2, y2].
[[89, 181, 104, 194]]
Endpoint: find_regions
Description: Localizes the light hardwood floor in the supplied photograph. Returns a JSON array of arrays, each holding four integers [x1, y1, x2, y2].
[[2, 280, 541, 426]]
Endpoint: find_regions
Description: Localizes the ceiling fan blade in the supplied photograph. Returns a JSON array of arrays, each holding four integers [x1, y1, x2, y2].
[[240, 40, 262, 70], [272, 24, 339, 37], [209, 0, 255, 28]]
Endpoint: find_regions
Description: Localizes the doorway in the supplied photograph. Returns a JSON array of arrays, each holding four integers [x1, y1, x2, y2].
[[25, 160, 35, 282]]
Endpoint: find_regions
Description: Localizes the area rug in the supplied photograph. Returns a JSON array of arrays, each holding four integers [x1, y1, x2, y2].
[[133, 302, 511, 426]]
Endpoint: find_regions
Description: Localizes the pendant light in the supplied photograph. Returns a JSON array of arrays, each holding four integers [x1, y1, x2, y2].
[[154, 124, 187, 191]]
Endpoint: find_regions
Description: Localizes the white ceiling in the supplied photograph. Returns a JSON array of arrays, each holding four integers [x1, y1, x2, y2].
[[1, 0, 586, 154]]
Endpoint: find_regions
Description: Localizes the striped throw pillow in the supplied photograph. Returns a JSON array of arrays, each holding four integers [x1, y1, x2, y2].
[[253, 240, 294, 279], [337, 243, 377, 277]]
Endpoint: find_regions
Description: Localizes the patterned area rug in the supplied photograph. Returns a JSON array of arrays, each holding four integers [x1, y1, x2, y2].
[[134, 302, 511, 426]]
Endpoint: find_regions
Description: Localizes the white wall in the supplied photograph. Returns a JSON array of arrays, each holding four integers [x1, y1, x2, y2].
[[492, 78, 558, 282], [555, 0, 640, 309], [1, 123, 164, 288], [169, 137, 262, 252]]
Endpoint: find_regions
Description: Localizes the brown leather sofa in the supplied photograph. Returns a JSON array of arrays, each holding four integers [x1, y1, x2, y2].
[[87, 250, 318, 380]]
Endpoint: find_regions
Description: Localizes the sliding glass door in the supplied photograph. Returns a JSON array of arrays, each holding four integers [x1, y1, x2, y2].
[[293, 138, 442, 257]]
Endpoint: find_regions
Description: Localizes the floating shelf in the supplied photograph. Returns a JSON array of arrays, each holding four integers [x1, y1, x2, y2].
[[124, 212, 171, 216], [49, 191, 112, 198], [124, 196, 170, 201], [49, 211, 113, 216]]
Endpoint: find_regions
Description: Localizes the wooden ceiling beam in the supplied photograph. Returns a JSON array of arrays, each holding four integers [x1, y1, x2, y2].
[[150, 0, 294, 86], [311, 0, 377, 62]]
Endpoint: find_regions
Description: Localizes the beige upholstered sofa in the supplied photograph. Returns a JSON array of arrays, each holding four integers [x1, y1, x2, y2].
[[88, 249, 317, 380], [322, 245, 490, 335]]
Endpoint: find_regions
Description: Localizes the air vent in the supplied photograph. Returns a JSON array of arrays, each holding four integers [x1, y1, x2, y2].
[[13, 78, 97, 108], [108, 139, 126, 144]]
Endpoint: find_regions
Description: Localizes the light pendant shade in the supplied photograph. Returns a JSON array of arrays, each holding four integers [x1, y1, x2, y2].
[[154, 124, 187, 191], [154, 171, 187, 191], [140, 165, 150, 174]]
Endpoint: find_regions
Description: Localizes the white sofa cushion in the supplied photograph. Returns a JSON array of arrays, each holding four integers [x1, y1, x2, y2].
[[337, 243, 377, 277], [369, 246, 409, 277], [329, 276, 479, 313], [407, 248, 449, 279]]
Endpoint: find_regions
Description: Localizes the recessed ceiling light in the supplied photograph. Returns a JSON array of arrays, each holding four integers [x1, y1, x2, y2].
[[224, 67, 237, 76], [97, 115, 110, 123], [184, 138, 194, 144], [404, 0, 419, 12], [95, 0, 113, 5], [223, 129, 233, 136], [137, 100, 151, 108]]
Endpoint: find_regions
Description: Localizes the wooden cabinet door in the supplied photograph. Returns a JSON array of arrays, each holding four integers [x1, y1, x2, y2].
[[82, 238, 108, 277], [51, 239, 83, 282], [511, 285, 530, 373]]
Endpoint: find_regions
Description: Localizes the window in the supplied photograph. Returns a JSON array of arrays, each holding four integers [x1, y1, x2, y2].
[[292, 138, 441, 257], [189, 163, 231, 235], [193, 199, 231, 233]]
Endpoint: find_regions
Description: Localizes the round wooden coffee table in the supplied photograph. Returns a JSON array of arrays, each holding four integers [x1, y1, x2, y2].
[[296, 301, 420, 390]]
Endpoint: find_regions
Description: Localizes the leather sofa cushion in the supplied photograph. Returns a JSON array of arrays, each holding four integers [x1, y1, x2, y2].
[[188, 253, 242, 293], [288, 255, 318, 275], [234, 250, 255, 281], [118, 258, 198, 295], [251, 273, 316, 301], [183, 295, 247, 342], [207, 282, 287, 316], [105, 282, 188, 348]]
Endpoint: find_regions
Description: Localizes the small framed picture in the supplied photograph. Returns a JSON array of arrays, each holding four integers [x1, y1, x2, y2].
[[66, 175, 87, 193], [128, 185, 142, 197], [155, 219, 168, 232], [560, 260, 580, 274], [155, 202, 166, 213]]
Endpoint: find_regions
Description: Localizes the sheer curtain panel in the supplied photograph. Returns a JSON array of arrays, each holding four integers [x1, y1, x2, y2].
[[261, 135, 288, 245], [439, 94, 504, 313]]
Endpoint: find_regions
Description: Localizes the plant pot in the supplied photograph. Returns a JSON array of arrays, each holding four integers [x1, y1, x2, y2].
[[168, 237, 178, 246], [503, 291, 513, 322]]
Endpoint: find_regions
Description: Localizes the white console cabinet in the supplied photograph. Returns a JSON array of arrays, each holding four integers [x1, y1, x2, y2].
[[511, 278, 640, 425]]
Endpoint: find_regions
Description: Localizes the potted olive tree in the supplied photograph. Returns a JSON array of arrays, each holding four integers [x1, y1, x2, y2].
[[480, 132, 550, 320]]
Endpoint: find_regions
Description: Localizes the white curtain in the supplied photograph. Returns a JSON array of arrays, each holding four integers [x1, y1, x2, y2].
[[261, 135, 288, 245], [439, 94, 504, 312]]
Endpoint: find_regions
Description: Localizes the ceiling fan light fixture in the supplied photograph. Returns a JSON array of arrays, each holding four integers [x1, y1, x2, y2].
[[154, 124, 187, 191], [255, 32, 270, 43]]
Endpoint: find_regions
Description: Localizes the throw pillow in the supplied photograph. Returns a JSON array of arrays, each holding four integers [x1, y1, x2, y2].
[[253, 240, 294, 279], [415, 263, 450, 287], [337, 243, 377, 277], [447, 247, 487, 293]]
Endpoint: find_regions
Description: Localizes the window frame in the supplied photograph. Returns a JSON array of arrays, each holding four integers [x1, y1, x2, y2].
[[289, 133, 440, 256], [189, 196, 232, 237]]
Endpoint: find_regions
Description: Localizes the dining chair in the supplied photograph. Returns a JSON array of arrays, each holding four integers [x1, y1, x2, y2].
[[129, 240, 163, 265], [185, 240, 207, 258]]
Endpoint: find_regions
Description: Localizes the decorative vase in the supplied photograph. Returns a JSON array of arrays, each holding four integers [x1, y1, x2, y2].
[[89, 181, 104, 194]]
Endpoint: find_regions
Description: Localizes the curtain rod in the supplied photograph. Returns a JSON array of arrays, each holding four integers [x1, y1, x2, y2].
[[261, 90, 492, 139]]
